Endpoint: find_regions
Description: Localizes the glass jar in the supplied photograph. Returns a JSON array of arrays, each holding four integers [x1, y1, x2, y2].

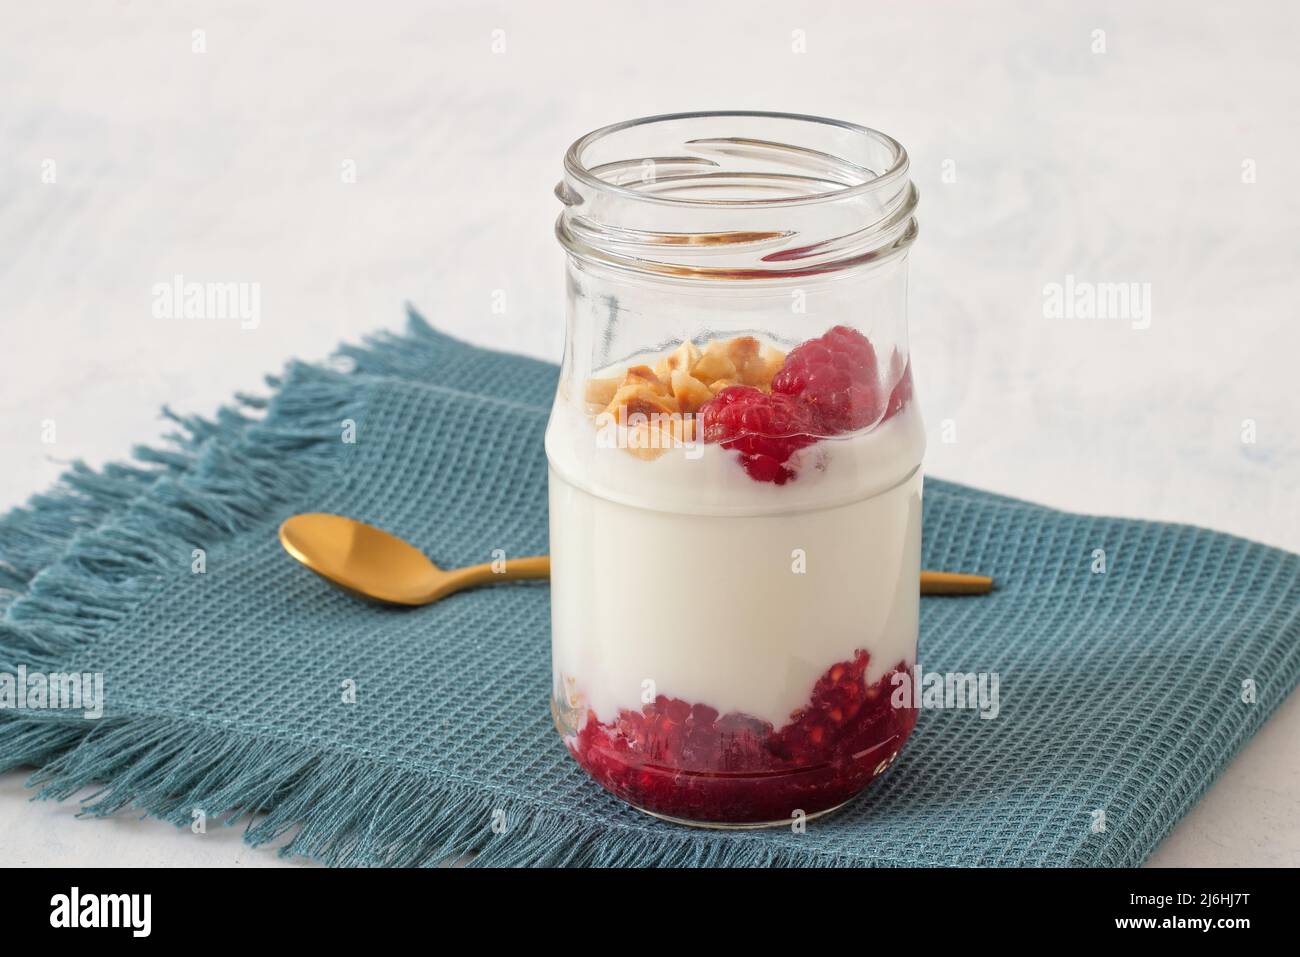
[[546, 111, 923, 827]]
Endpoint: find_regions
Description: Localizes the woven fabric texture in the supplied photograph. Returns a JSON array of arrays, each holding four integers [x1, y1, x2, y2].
[[1, 310, 1297, 867]]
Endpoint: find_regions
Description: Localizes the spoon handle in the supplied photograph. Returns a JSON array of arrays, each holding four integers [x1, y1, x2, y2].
[[443, 558, 990, 597], [437, 555, 552, 597], [920, 571, 993, 595]]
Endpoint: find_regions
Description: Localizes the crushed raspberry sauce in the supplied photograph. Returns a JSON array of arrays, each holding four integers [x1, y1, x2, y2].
[[565, 650, 917, 824], [698, 326, 914, 485]]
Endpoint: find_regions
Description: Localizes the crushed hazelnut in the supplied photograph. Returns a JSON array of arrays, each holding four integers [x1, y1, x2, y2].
[[691, 349, 737, 385], [654, 341, 702, 380], [587, 335, 785, 459], [670, 369, 713, 413], [584, 377, 621, 409]]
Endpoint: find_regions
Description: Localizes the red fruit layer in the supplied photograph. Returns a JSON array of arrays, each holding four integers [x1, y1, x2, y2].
[[697, 326, 915, 485], [566, 650, 916, 824], [771, 324, 882, 432], [699, 385, 819, 485]]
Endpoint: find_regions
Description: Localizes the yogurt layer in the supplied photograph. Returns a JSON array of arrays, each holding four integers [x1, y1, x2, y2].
[[547, 404, 924, 727]]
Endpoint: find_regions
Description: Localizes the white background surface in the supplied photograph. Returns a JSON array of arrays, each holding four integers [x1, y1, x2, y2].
[[1, 1, 1296, 866]]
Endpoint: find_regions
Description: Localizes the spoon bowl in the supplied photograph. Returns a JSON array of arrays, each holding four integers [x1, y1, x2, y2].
[[279, 513, 550, 605]]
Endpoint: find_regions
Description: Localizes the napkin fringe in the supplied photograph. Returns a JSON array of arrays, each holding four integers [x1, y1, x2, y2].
[[0, 718, 90, 772], [0, 315, 446, 615], [0, 415, 235, 605], [19, 714, 850, 868], [0, 365, 362, 678], [0, 308, 449, 670]]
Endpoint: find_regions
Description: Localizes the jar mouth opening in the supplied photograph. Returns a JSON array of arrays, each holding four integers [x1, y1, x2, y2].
[[563, 111, 910, 209], [558, 111, 918, 279]]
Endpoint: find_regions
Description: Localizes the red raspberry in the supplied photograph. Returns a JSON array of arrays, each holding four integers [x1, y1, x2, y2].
[[699, 385, 819, 485], [771, 325, 882, 432], [567, 652, 918, 823]]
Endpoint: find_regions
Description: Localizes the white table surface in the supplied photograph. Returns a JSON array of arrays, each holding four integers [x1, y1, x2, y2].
[[1, 0, 1296, 867]]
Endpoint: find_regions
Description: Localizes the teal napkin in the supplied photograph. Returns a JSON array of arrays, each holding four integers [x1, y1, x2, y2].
[[2, 310, 1297, 866]]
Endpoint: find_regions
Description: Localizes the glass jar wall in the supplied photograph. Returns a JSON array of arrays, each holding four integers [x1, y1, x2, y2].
[[546, 112, 923, 826]]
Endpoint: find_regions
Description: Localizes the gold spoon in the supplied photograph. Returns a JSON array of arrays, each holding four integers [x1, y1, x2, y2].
[[278, 513, 993, 606]]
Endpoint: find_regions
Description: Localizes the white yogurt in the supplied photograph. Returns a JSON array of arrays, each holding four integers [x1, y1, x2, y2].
[[546, 400, 925, 728]]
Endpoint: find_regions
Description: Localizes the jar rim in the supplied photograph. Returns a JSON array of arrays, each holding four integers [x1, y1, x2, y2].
[[563, 110, 910, 210]]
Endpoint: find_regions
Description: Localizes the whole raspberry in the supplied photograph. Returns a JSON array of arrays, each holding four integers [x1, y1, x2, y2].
[[699, 385, 818, 485], [770, 325, 882, 432]]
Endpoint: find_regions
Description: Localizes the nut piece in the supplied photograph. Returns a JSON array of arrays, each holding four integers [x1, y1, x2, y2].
[[607, 383, 680, 420], [623, 415, 696, 461], [670, 369, 713, 413], [654, 341, 702, 380], [623, 422, 669, 460], [584, 377, 621, 409], [726, 336, 779, 389], [691, 347, 737, 386], [622, 364, 670, 395], [746, 345, 785, 391], [726, 335, 761, 369], [583, 334, 785, 460]]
